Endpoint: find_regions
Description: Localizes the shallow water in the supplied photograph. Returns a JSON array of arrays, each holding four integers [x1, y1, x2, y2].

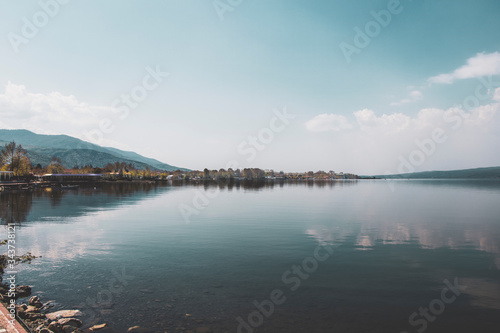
[[1, 180, 500, 332]]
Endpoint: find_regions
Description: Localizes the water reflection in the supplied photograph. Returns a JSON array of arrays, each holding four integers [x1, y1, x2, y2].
[[0, 180, 361, 225], [0, 191, 33, 224], [0, 182, 169, 225], [386, 178, 500, 194], [1, 179, 499, 332], [304, 180, 500, 267], [175, 178, 359, 191]]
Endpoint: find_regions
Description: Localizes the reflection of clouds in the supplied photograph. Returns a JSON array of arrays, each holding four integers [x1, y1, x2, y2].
[[460, 278, 500, 310], [305, 226, 352, 246], [7, 208, 129, 262], [305, 220, 500, 267], [306, 220, 500, 310], [356, 221, 412, 248], [356, 235, 374, 249]]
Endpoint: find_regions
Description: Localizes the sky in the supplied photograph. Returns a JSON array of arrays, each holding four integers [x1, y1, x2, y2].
[[0, 0, 499, 175]]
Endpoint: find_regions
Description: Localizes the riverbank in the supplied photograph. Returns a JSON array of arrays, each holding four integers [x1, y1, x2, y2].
[[0, 249, 87, 333]]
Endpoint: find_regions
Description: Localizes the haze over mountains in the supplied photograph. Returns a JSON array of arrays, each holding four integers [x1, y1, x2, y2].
[[0, 129, 186, 171]]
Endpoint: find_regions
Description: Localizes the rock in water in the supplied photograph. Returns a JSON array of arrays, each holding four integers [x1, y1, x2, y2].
[[25, 305, 39, 313], [58, 318, 83, 327], [28, 295, 43, 308], [127, 326, 155, 332], [15, 285, 32, 298], [48, 321, 63, 332], [62, 325, 79, 333], [89, 323, 107, 331], [46, 310, 83, 321]]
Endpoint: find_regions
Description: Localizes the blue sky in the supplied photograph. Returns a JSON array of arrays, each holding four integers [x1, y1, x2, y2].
[[0, 0, 500, 174]]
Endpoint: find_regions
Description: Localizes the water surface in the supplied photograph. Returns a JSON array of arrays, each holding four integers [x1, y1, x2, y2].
[[1, 180, 499, 332]]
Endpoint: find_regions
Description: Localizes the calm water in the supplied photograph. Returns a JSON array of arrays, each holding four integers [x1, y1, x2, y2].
[[1, 180, 500, 332]]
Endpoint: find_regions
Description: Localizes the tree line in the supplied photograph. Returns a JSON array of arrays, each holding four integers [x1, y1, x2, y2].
[[1, 141, 359, 180]]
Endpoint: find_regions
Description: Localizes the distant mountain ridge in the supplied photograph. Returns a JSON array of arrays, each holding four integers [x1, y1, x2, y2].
[[0, 129, 187, 171], [375, 166, 500, 179]]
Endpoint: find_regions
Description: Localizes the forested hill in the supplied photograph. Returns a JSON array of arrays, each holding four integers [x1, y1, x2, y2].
[[0, 129, 187, 171]]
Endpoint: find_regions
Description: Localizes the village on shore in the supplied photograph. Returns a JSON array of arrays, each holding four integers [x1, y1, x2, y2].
[[1, 141, 360, 189]]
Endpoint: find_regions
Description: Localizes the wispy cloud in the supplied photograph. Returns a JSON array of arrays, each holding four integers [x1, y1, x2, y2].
[[304, 113, 353, 132], [429, 52, 500, 84], [390, 90, 423, 106]]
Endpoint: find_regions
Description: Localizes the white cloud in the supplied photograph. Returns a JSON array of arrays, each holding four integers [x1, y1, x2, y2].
[[410, 90, 423, 98], [429, 52, 500, 84], [0, 81, 116, 142], [304, 113, 353, 132], [494, 87, 500, 101], [390, 89, 423, 106], [354, 109, 411, 133], [303, 102, 500, 174]]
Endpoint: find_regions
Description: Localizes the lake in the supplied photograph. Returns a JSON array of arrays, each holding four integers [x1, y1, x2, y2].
[[1, 180, 500, 332]]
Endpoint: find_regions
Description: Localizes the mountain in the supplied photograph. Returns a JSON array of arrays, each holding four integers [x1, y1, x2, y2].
[[0, 129, 187, 171], [375, 166, 500, 179]]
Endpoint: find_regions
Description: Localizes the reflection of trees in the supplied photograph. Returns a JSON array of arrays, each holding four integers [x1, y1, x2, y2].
[[0, 180, 359, 226], [0, 193, 33, 225], [98, 182, 160, 197], [182, 179, 358, 191], [0, 183, 163, 225]]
